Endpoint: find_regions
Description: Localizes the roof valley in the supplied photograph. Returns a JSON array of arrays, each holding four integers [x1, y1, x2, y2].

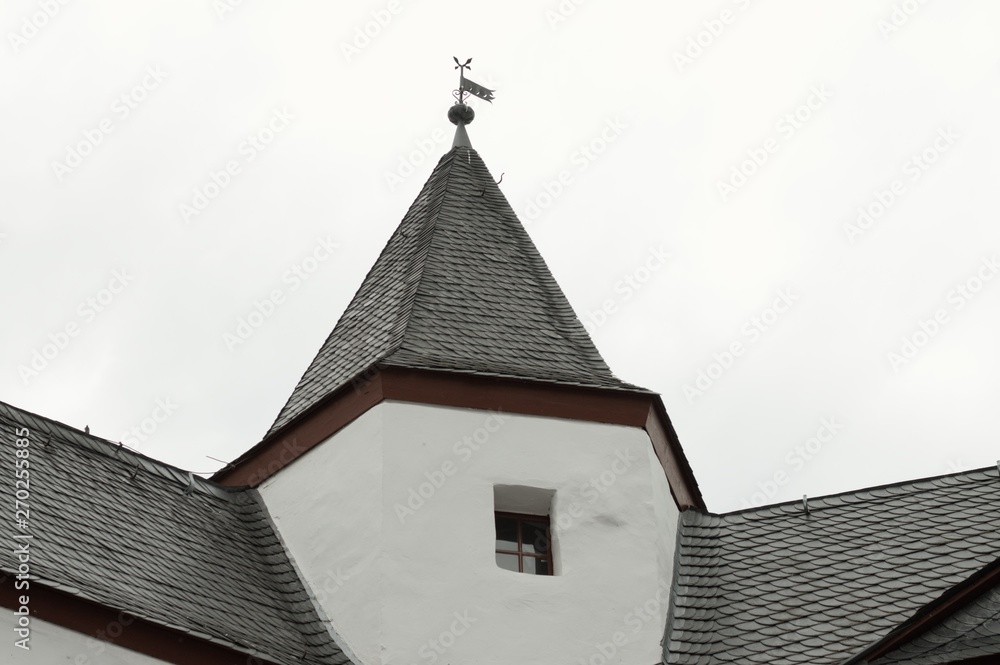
[[0, 398, 347, 665]]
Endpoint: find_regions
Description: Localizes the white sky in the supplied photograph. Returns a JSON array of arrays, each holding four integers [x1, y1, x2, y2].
[[2, 0, 998, 512]]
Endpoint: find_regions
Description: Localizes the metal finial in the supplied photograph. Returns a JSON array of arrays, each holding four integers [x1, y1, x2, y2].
[[448, 57, 495, 148], [453, 57, 473, 103], [450, 56, 495, 110], [802, 494, 810, 516]]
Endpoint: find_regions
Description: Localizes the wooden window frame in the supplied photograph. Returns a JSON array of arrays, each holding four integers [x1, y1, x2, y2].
[[494, 511, 552, 575]]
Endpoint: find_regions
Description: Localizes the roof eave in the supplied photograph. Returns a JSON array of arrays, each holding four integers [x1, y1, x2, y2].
[[214, 365, 704, 511]]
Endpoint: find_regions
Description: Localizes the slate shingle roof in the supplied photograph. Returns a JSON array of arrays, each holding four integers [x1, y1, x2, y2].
[[0, 400, 350, 665], [867, 563, 1000, 665], [267, 142, 636, 436], [663, 466, 1000, 664]]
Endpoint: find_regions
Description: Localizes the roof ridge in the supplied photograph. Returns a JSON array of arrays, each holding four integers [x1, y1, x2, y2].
[[700, 463, 1000, 521], [382, 146, 466, 360], [467, 150, 629, 378], [263, 147, 468, 437], [0, 398, 234, 499]]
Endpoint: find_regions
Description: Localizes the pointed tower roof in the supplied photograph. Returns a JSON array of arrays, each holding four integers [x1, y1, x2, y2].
[[267, 133, 637, 437], [216, 95, 702, 510]]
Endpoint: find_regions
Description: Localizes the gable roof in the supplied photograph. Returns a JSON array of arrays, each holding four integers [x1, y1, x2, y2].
[[868, 582, 1000, 665], [846, 555, 1000, 665], [0, 400, 350, 665], [267, 142, 637, 437], [663, 466, 1000, 664]]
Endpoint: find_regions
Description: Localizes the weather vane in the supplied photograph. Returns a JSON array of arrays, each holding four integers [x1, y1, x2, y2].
[[452, 57, 495, 106]]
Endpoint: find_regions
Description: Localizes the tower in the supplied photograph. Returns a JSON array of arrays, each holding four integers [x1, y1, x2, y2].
[[213, 70, 703, 665]]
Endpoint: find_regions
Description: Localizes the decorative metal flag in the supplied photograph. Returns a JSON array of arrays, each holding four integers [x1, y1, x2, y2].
[[453, 57, 495, 104], [461, 75, 495, 103]]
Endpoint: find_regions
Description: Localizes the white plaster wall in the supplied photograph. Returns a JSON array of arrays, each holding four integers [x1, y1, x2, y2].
[[649, 443, 681, 633], [1, 611, 170, 664], [380, 402, 678, 665], [260, 400, 681, 665], [260, 404, 385, 665]]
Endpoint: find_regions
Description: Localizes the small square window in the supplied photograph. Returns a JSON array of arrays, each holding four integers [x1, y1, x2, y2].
[[494, 512, 552, 575]]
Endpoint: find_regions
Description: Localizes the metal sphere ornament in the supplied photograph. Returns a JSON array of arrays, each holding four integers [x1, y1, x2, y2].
[[448, 103, 475, 125]]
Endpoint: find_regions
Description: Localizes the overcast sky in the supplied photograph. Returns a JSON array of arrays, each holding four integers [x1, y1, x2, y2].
[[3, 0, 998, 512]]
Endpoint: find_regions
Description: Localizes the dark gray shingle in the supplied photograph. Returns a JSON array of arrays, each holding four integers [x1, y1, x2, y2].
[[664, 467, 1000, 664], [267, 144, 635, 436], [869, 565, 1000, 664], [0, 400, 350, 665]]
